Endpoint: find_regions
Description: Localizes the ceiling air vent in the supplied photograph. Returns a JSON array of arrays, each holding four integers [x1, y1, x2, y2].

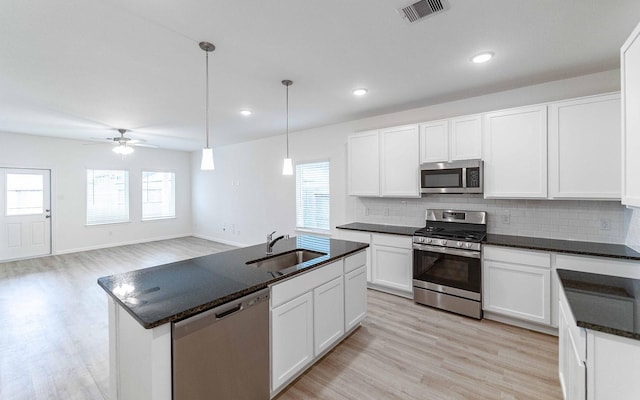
[[398, 0, 446, 24]]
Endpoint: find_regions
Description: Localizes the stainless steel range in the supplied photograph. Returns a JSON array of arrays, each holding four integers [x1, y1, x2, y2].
[[412, 209, 487, 319]]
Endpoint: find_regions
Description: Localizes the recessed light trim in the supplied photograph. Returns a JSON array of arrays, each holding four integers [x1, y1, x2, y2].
[[472, 52, 494, 64], [352, 88, 368, 96], [239, 109, 252, 116]]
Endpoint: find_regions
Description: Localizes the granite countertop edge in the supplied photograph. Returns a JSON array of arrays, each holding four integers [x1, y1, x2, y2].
[[98, 239, 369, 329], [575, 321, 640, 341]]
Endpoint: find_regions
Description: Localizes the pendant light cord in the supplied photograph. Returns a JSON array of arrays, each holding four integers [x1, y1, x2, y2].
[[205, 50, 210, 149], [285, 83, 289, 158]]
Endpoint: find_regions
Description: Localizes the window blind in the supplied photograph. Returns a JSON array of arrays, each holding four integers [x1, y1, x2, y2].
[[142, 171, 175, 220], [296, 161, 330, 231], [86, 169, 129, 225]]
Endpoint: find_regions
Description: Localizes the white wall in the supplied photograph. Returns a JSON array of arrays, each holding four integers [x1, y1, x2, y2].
[[0, 131, 192, 254], [192, 69, 625, 246]]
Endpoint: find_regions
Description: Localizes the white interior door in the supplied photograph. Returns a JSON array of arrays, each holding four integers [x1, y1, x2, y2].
[[0, 168, 51, 261]]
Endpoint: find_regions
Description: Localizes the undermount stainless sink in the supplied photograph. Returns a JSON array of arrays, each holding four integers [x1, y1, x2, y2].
[[246, 249, 327, 272]]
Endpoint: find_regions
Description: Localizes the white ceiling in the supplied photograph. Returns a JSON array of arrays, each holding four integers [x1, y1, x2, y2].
[[1, 0, 640, 151]]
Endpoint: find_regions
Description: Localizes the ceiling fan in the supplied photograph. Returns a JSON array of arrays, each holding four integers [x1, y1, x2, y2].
[[91, 128, 156, 155]]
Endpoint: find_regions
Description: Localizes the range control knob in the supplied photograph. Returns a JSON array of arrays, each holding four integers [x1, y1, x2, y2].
[[418, 237, 426, 243], [465, 243, 473, 249], [426, 238, 432, 244], [456, 241, 463, 247], [440, 239, 447, 246]]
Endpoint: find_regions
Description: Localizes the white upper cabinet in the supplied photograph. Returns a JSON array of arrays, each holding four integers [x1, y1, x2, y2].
[[347, 130, 380, 196], [483, 105, 548, 198], [622, 20, 640, 208], [548, 93, 621, 200], [348, 125, 420, 198], [379, 125, 420, 197], [419, 119, 449, 163], [419, 114, 482, 163], [450, 114, 483, 161]]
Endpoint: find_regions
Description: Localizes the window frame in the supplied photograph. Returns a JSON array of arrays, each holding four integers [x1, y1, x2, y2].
[[141, 170, 176, 221], [295, 160, 330, 234], [85, 169, 130, 226]]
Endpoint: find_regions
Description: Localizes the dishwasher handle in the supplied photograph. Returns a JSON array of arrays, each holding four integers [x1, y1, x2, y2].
[[215, 303, 243, 319], [172, 288, 270, 336]]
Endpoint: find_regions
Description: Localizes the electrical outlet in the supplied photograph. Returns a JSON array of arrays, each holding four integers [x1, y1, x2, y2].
[[365, 207, 370, 216], [384, 208, 389, 216], [600, 219, 611, 231], [501, 210, 511, 224]]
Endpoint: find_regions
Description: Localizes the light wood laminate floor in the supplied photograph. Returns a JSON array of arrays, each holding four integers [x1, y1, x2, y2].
[[1, 238, 562, 399]]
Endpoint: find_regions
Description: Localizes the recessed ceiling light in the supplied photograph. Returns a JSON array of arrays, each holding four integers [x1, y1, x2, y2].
[[352, 88, 368, 96], [471, 52, 494, 64], [239, 109, 252, 116]]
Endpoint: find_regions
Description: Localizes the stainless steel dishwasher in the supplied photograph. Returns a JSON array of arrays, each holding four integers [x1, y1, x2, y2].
[[172, 288, 270, 399]]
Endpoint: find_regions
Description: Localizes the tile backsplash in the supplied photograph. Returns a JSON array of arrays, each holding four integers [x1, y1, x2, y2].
[[355, 195, 629, 244], [625, 208, 640, 251]]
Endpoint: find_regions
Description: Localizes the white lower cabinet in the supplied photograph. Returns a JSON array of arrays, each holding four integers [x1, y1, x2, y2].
[[371, 234, 413, 297], [270, 250, 368, 396], [344, 265, 367, 331], [586, 331, 640, 400], [313, 277, 344, 356], [558, 288, 586, 400], [271, 292, 314, 391], [483, 246, 551, 325]]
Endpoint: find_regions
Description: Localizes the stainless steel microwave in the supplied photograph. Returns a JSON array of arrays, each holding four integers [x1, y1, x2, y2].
[[420, 160, 483, 194]]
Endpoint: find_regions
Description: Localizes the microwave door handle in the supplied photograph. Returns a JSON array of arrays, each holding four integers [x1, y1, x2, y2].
[[461, 167, 467, 188]]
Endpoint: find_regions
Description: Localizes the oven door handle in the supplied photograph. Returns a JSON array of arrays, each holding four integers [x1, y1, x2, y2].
[[412, 243, 481, 259]]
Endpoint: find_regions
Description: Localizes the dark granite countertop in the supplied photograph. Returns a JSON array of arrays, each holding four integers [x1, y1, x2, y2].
[[97, 236, 368, 329], [336, 222, 420, 237], [557, 269, 640, 341], [485, 234, 640, 261], [336, 222, 640, 261]]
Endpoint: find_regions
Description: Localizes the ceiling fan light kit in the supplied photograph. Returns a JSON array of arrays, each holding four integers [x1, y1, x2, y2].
[[200, 41, 216, 171], [282, 79, 293, 176], [112, 128, 134, 156]]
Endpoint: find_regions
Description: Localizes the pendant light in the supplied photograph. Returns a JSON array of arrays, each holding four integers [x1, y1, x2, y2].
[[200, 41, 216, 170], [282, 79, 293, 176]]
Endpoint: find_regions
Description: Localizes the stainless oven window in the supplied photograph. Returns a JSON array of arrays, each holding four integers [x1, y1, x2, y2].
[[421, 169, 462, 188], [413, 249, 481, 293]]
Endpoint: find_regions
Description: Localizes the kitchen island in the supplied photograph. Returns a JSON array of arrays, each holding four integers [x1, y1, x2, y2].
[[98, 235, 369, 400]]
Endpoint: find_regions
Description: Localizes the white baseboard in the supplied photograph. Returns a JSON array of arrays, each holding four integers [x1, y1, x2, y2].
[[191, 233, 249, 248], [55, 233, 194, 255]]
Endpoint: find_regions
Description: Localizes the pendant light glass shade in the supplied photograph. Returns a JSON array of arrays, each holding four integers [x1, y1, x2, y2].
[[282, 79, 293, 176], [201, 148, 215, 170], [282, 158, 293, 175], [200, 41, 216, 171]]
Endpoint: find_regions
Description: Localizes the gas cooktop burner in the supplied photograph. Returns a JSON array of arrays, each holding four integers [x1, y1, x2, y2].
[[414, 229, 487, 242], [413, 209, 487, 251]]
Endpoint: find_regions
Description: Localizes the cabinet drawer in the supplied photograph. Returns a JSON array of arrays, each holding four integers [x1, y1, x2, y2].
[[344, 250, 367, 273], [372, 233, 412, 249], [483, 245, 550, 269], [271, 260, 343, 308], [335, 230, 371, 244]]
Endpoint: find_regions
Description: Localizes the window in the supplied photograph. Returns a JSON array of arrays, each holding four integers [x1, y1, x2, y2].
[[142, 171, 175, 220], [86, 169, 129, 225], [296, 161, 330, 232], [6, 173, 44, 216]]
